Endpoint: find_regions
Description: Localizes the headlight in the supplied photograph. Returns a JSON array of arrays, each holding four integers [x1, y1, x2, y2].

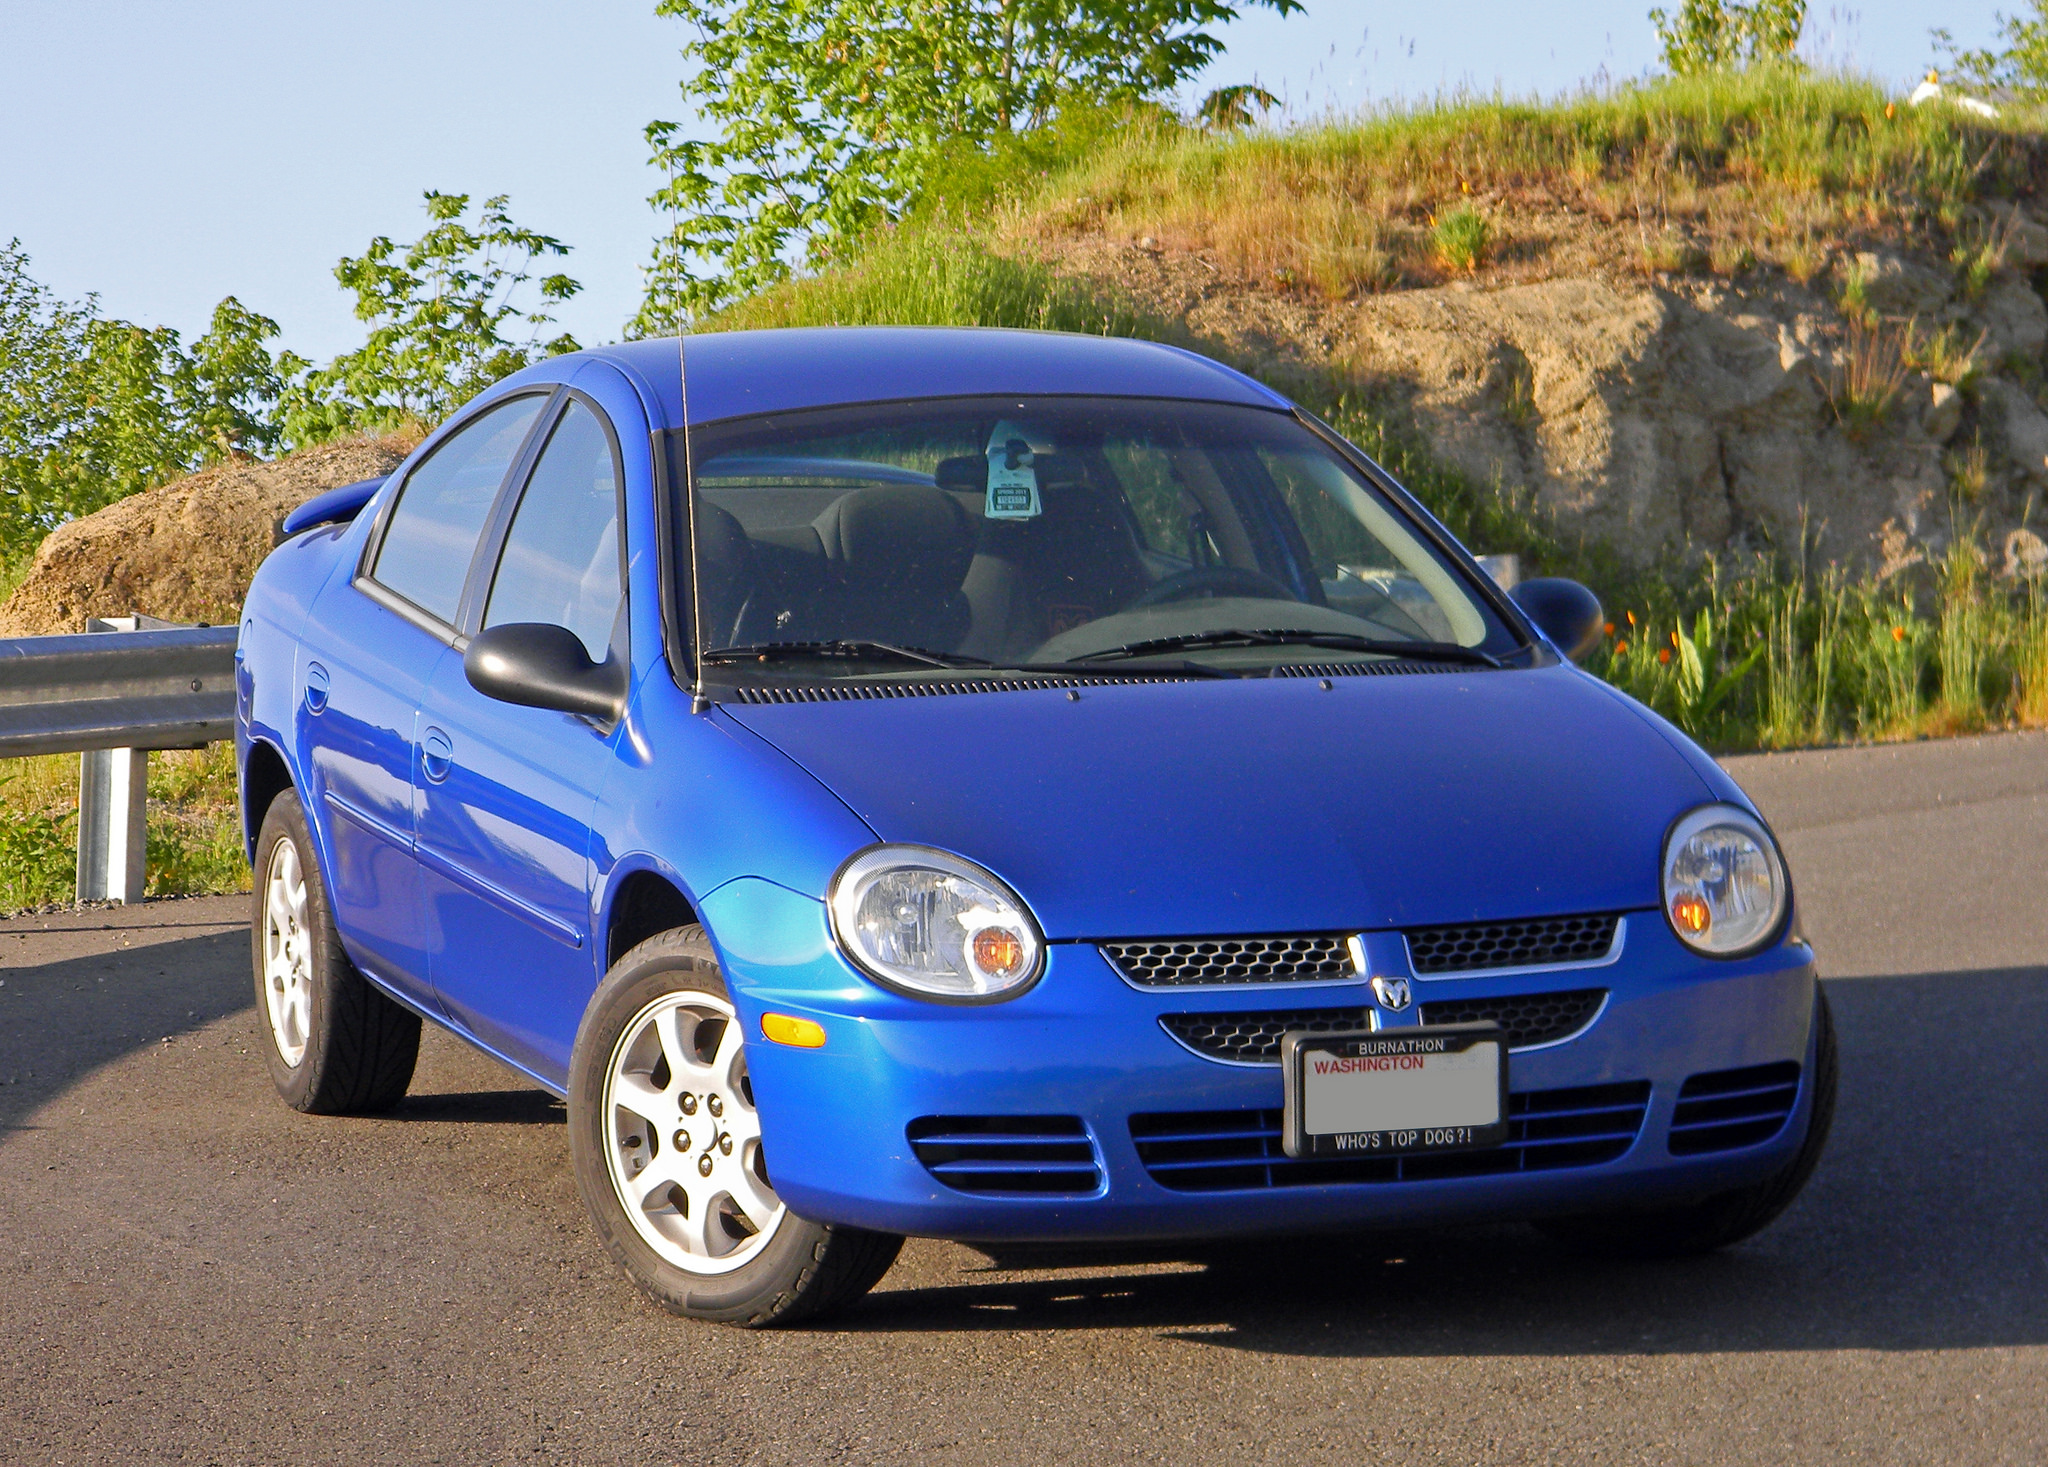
[[828, 847, 1044, 1002], [1661, 803, 1788, 957]]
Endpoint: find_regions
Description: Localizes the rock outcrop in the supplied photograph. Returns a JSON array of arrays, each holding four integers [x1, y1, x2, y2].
[[1051, 211, 2039, 576]]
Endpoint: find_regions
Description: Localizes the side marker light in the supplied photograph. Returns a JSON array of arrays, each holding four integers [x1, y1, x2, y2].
[[1670, 894, 1711, 937], [760, 1013, 827, 1048]]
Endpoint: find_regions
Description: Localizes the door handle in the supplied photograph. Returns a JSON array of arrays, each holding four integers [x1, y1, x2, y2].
[[304, 661, 329, 715], [421, 726, 454, 784]]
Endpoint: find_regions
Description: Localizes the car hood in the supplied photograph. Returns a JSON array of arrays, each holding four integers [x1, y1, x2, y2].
[[719, 665, 1715, 940]]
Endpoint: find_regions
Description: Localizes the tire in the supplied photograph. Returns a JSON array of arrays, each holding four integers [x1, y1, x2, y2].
[[1539, 986, 1837, 1257], [251, 788, 420, 1114], [568, 926, 903, 1327]]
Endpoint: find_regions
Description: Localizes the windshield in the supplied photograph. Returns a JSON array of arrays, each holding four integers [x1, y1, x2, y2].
[[674, 396, 1518, 679]]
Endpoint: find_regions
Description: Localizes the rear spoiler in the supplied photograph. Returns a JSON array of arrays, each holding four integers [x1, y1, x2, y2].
[[279, 476, 387, 538]]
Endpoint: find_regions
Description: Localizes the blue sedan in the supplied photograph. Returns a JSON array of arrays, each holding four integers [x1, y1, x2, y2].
[[236, 327, 1832, 1325]]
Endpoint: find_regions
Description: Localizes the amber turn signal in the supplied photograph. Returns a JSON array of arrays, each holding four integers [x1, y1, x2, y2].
[[760, 1012, 827, 1048], [972, 927, 1026, 977], [1670, 894, 1711, 936]]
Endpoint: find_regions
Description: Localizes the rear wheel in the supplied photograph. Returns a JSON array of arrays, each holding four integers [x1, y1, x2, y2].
[[568, 926, 902, 1326], [1539, 987, 1837, 1257], [251, 789, 420, 1113]]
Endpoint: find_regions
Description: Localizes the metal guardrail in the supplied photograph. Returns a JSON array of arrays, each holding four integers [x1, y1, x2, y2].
[[0, 617, 239, 902]]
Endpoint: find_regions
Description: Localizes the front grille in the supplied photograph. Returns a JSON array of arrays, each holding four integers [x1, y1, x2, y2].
[[1131, 1080, 1651, 1192], [1418, 989, 1607, 1049], [1669, 1062, 1801, 1155], [1160, 988, 1607, 1064], [1102, 935, 1354, 988], [1405, 913, 1621, 975], [906, 1115, 1101, 1195]]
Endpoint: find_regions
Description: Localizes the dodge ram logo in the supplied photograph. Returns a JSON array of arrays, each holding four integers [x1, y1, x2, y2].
[[1370, 974, 1413, 1012]]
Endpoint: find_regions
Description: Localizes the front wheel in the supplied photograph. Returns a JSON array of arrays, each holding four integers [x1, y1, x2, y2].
[[1538, 987, 1838, 1257], [567, 926, 902, 1326]]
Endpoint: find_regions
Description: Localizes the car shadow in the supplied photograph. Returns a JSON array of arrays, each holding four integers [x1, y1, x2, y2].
[[0, 921, 562, 1131], [0, 927, 252, 1131], [834, 968, 2048, 1356]]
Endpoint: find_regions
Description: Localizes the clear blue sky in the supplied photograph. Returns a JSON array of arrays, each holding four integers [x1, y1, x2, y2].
[[0, 1, 2003, 363]]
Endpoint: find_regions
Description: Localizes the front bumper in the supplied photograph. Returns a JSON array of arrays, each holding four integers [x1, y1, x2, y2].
[[702, 878, 1822, 1242]]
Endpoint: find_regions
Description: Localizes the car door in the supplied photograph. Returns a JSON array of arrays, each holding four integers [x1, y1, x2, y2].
[[413, 392, 629, 1081], [301, 393, 551, 1001]]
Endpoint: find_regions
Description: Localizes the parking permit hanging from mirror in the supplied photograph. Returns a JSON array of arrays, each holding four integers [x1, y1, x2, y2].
[[984, 420, 1043, 520]]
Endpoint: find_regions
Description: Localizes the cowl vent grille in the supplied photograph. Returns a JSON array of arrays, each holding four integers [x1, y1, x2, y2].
[[726, 674, 1185, 704]]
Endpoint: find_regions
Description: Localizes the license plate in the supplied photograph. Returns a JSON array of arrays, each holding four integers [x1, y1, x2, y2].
[[1281, 1024, 1508, 1159]]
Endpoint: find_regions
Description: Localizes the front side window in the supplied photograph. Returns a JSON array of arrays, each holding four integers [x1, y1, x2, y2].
[[483, 401, 623, 663], [677, 397, 1516, 680], [372, 394, 548, 624]]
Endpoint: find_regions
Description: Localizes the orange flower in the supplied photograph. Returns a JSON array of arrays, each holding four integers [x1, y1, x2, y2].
[[1603, 621, 1615, 636], [1658, 647, 1672, 664], [1613, 640, 1629, 657], [1670, 630, 1681, 648], [1626, 610, 1637, 627], [1891, 625, 1906, 642]]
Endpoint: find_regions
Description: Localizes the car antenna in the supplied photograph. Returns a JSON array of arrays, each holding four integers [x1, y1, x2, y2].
[[680, 328, 710, 715]]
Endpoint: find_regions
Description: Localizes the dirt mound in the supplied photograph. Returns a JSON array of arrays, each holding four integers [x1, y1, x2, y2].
[[0, 435, 418, 636]]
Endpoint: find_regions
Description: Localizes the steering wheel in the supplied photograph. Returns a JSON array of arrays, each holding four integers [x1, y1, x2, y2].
[[1130, 565, 1297, 608]]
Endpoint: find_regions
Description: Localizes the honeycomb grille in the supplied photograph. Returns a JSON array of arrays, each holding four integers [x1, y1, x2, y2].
[[1159, 988, 1606, 1064], [1405, 913, 1621, 975], [1100, 935, 1355, 988]]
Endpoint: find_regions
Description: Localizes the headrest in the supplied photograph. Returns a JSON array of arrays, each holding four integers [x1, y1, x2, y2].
[[812, 485, 974, 593]]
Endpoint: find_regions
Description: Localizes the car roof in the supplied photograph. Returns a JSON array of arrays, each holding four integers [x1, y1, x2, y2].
[[574, 326, 1294, 427]]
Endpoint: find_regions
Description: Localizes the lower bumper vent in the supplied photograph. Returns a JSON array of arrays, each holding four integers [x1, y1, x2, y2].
[[907, 1115, 1101, 1195], [1130, 1080, 1650, 1192], [1669, 1061, 1801, 1155], [1161, 988, 1607, 1064]]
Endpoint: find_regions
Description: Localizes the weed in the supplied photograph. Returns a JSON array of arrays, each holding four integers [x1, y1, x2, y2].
[[0, 769, 73, 909], [1432, 205, 1492, 273], [1641, 229, 1707, 274], [1836, 257, 1875, 325], [1946, 442, 1990, 501], [1902, 321, 1985, 386], [1826, 318, 1908, 435], [1710, 238, 1757, 275]]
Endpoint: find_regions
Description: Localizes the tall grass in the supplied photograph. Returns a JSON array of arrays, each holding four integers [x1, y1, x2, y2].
[[1001, 70, 2029, 293]]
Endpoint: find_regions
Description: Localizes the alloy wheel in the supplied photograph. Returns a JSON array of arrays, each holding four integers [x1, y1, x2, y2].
[[602, 992, 786, 1275], [261, 835, 313, 1067]]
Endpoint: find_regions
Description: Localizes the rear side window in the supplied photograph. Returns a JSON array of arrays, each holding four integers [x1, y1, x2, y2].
[[371, 395, 547, 624], [483, 401, 623, 663]]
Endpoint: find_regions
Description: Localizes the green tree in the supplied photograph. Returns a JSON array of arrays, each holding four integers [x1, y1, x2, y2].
[[634, 0, 1304, 332], [281, 191, 581, 445], [1936, 3, 2048, 95], [1, 242, 287, 563], [1650, 0, 1805, 75]]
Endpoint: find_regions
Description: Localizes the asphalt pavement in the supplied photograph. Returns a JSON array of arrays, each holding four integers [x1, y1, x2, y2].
[[2, 729, 2044, 1465]]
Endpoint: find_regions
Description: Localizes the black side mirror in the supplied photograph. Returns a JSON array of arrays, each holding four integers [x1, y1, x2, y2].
[[1509, 578, 1604, 663], [464, 623, 627, 723]]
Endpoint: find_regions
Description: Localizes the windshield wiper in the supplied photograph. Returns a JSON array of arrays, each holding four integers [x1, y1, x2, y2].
[[703, 640, 993, 670], [1061, 629, 1502, 668]]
